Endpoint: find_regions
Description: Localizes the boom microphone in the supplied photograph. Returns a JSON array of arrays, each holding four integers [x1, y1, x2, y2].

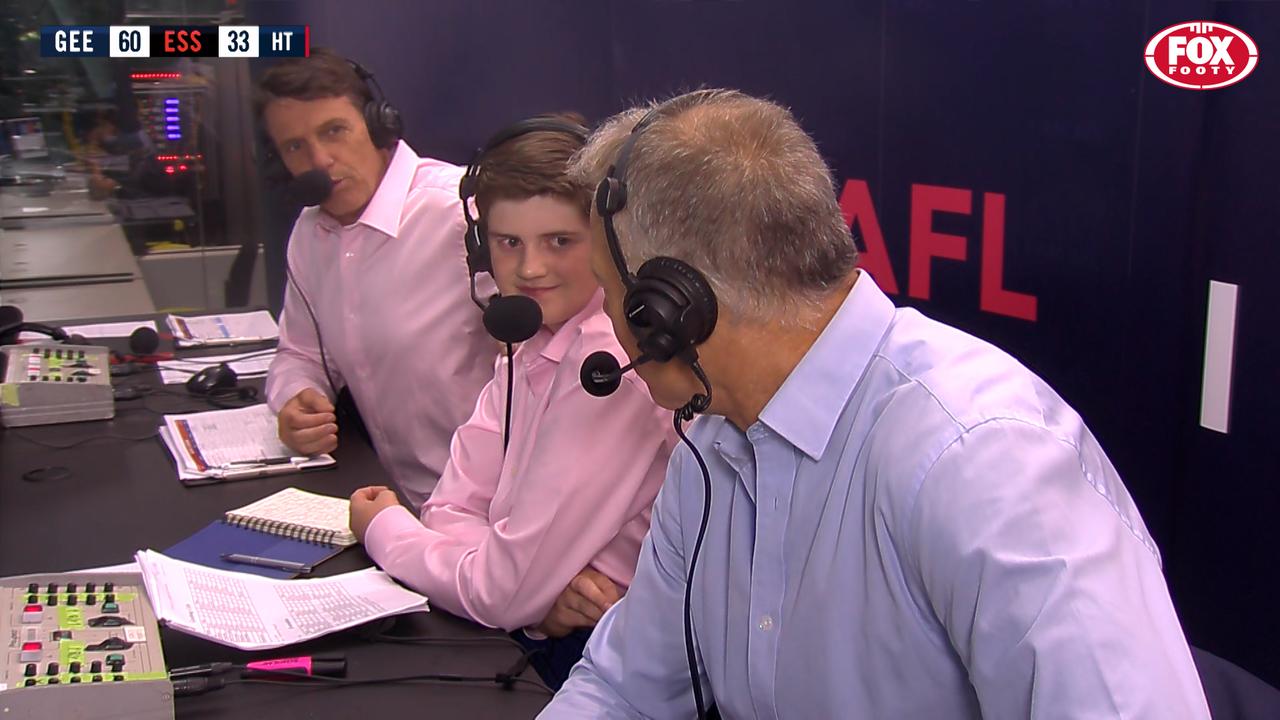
[[0, 305, 71, 345], [129, 326, 160, 355], [483, 294, 542, 344], [284, 169, 334, 207], [579, 350, 652, 398]]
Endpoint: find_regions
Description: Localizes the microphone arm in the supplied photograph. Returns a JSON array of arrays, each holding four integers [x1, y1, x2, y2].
[[580, 350, 651, 398]]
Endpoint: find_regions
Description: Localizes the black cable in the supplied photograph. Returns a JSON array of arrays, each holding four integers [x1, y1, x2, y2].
[[364, 632, 528, 654], [221, 657, 552, 695], [144, 349, 280, 371], [113, 386, 206, 415], [226, 673, 553, 695], [284, 258, 341, 401], [9, 428, 160, 449], [674, 389, 715, 720], [503, 342, 514, 454]]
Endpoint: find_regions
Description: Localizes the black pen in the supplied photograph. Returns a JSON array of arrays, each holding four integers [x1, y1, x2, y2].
[[220, 553, 312, 574], [223, 456, 304, 467]]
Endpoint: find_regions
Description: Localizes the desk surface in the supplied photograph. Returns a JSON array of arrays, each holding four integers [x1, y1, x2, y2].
[[0, 186, 111, 222], [0, 279, 157, 322], [0, 316, 551, 718], [1, 223, 140, 287]]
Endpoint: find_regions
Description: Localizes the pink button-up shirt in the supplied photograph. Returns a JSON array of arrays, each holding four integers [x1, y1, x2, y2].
[[265, 140, 497, 510], [363, 290, 676, 631]]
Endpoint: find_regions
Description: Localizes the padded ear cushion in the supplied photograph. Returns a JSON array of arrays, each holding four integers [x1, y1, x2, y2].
[[472, 220, 491, 274], [365, 101, 402, 149], [627, 256, 719, 361], [462, 214, 491, 275], [596, 176, 627, 216]]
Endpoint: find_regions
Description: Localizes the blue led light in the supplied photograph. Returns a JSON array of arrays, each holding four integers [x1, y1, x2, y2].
[[166, 133, 182, 140], [166, 124, 180, 131], [164, 98, 179, 105]]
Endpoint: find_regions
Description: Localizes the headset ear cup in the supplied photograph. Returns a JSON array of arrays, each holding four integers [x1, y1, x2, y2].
[[382, 104, 403, 145], [365, 101, 402, 149], [634, 257, 719, 348], [624, 285, 685, 363], [597, 177, 626, 216], [474, 220, 491, 274]]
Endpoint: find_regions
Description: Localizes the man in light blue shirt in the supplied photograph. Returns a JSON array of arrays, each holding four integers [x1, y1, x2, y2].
[[542, 90, 1209, 719]]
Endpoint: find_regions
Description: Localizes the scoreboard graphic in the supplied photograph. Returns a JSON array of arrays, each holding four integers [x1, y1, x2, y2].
[[40, 25, 309, 58]]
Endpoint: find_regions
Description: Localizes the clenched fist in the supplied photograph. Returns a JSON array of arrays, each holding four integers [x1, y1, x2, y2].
[[278, 387, 338, 455]]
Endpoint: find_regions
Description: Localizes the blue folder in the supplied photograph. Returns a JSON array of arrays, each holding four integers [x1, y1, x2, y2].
[[164, 521, 346, 579]]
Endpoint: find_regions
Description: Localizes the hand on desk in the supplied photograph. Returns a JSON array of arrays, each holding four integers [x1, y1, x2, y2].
[[279, 388, 338, 455], [350, 485, 401, 543], [537, 568, 621, 639]]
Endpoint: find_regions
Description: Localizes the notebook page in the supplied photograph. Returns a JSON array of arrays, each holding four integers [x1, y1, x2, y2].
[[226, 488, 354, 543]]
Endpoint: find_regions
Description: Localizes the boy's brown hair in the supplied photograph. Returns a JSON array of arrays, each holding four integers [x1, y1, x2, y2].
[[473, 113, 592, 219]]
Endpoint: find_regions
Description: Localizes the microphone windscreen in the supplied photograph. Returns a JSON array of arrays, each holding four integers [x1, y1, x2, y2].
[[0, 305, 22, 330], [130, 326, 161, 355], [285, 170, 334, 207], [483, 295, 542, 344], [66, 334, 88, 346], [0, 305, 22, 345], [580, 350, 623, 398]]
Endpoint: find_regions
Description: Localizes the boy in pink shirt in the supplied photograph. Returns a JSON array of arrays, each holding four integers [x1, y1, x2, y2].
[[349, 116, 676, 688]]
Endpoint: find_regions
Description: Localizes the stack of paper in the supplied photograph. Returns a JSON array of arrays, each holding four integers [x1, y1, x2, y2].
[[159, 403, 335, 483], [135, 550, 429, 650], [157, 349, 277, 385], [166, 310, 279, 347], [19, 320, 156, 341]]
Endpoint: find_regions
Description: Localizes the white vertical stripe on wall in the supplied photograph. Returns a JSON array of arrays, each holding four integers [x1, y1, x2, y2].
[[1200, 280, 1239, 434]]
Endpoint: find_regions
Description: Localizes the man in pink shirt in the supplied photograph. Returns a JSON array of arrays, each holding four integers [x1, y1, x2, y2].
[[349, 116, 676, 688], [256, 50, 496, 509]]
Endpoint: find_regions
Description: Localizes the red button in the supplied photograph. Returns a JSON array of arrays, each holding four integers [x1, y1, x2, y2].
[[22, 642, 41, 651], [24, 605, 41, 612]]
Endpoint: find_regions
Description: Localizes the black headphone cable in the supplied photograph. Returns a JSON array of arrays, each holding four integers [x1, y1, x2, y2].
[[675, 364, 715, 720], [284, 258, 341, 402]]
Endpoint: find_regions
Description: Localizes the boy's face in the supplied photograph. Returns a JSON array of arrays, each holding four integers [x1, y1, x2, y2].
[[485, 195, 597, 330], [263, 95, 389, 225]]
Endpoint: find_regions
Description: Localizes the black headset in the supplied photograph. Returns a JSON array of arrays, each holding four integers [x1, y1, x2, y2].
[[184, 362, 260, 409], [262, 58, 403, 185], [459, 116, 590, 282], [595, 93, 722, 414], [348, 60, 403, 151]]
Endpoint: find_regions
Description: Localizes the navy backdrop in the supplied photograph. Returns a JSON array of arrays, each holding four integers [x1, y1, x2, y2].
[[249, 0, 1280, 686]]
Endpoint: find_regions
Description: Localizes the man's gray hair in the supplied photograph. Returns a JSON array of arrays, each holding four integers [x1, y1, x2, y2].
[[570, 89, 858, 323]]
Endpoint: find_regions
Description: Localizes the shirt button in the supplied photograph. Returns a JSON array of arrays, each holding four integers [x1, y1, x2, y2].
[[757, 615, 774, 631]]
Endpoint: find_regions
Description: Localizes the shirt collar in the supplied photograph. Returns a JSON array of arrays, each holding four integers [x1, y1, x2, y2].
[[334, 139, 418, 238], [757, 271, 895, 461], [517, 288, 606, 365]]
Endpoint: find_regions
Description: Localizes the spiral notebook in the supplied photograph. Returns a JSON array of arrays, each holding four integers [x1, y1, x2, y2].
[[225, 488, 358, 547]]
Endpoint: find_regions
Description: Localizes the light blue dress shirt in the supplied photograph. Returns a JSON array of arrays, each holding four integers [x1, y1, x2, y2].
[[541, 273, 1209, 719]]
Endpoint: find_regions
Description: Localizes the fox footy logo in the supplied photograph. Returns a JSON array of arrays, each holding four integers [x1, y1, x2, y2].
[[1145, 22, 1258, 90]]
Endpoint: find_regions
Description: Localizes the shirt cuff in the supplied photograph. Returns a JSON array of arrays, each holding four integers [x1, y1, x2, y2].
[[362, 505, 422, 561]]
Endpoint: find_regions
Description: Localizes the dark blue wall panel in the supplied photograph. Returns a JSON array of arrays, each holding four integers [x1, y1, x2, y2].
[[249, 0, 1280, 685]]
